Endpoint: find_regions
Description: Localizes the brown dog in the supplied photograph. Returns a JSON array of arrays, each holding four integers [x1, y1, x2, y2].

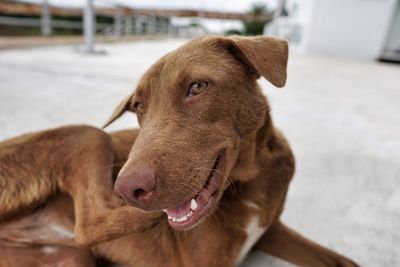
[[0, 36, 358, 266]]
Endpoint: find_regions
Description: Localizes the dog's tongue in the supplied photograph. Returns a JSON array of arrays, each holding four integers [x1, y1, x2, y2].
[[164, 198, 192, 218]]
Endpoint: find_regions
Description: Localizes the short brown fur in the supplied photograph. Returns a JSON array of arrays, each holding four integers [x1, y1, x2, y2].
[[0, 36, 357, 266]]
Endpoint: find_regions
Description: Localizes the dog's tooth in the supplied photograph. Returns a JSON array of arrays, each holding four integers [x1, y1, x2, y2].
[[187, 210, 193, 218], [168, 215, 172, 220], [177, 215, 188, 222], [162, 209, 168, 213], [172, 217, 177, 222], [191, 199, 198, 211]]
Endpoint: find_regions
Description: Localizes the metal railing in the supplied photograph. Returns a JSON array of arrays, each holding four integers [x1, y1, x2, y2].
[[0, 0, 274, 53]]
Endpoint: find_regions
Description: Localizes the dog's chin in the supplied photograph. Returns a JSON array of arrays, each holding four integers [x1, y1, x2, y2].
[[162, 150, 226, 231]]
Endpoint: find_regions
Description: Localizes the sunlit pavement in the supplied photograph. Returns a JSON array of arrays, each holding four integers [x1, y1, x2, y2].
[[0, 39, 399, 266]]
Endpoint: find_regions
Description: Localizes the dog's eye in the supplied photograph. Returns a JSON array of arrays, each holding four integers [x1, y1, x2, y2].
[[133, 102, 144, 115], [188, 82, 208, 98]]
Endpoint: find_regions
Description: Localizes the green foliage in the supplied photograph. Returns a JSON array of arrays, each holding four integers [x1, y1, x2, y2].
[[225, 29, 243, 36], [243, 2, 270, 36]]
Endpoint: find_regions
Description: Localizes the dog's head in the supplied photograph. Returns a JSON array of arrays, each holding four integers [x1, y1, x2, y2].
[[105, 36, 288, 230]]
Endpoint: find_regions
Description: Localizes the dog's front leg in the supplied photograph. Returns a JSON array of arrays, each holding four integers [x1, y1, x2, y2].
[[72, 189, 162, 247], [61, 129, 163, 247], [0, 126, 162, 248], [254, 221, 359, 267]]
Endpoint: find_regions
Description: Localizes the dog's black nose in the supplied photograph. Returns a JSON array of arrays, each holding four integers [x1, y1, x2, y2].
[[114, 166, 156, 210]]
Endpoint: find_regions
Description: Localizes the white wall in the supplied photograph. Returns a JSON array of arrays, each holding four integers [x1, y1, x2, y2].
[[384, 1, 400, 52], [304, 0, 398, 60], [264, 0, 314, 52], [286, 0, 314, 51]]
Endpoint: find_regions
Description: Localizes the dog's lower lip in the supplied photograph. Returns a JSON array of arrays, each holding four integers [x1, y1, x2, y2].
[[163, 151, 225, 230]]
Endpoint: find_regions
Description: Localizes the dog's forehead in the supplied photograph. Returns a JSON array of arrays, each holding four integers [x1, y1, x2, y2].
[[135, 37, 228, 96], [155, 37, 223, 71], [166, 37, 227, 66]]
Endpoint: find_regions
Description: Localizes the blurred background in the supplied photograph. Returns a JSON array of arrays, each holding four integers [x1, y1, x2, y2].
[[0, 0, 399, 266]]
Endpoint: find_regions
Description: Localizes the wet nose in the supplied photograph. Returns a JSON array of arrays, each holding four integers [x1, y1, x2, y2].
[[114, 166, 156, 210]]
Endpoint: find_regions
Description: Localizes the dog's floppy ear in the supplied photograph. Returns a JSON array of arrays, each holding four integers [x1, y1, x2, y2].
[[225, 36, 288, 87], [103, 94, 133, 128]]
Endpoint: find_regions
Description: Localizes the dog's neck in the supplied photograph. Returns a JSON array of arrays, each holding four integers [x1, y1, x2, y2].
[[230, 103, 274, 182]]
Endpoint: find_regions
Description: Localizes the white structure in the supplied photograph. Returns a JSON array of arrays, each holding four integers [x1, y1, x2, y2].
[[266, 0, 400, 60], [83, 0, 95, 53]]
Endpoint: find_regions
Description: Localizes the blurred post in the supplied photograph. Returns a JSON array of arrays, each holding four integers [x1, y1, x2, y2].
[[147, 16, 156, 35], [114, 8, 123, 36], [41, 0, 52, 36], [135, 16, 143, 34], [83, 0, 95, 53], [124, 16, 133, 35], [268, 0, 285, 37], [197, 0, 205, 27], [274, 0, 285, 20]]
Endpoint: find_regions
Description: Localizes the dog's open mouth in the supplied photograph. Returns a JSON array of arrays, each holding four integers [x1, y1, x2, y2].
[[162, 151, 225, 230]]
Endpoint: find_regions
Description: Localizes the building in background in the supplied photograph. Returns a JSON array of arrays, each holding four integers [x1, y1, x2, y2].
[[266, 0, 400, 61]]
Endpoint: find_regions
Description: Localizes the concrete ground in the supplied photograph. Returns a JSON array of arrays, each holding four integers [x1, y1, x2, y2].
[[0, 39, 399, 266], [0, 35, 168, 50]]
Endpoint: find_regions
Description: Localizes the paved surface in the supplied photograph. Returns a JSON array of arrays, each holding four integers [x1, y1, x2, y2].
[[0, 35, 167, 50], [0, 39, 399, 266]]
